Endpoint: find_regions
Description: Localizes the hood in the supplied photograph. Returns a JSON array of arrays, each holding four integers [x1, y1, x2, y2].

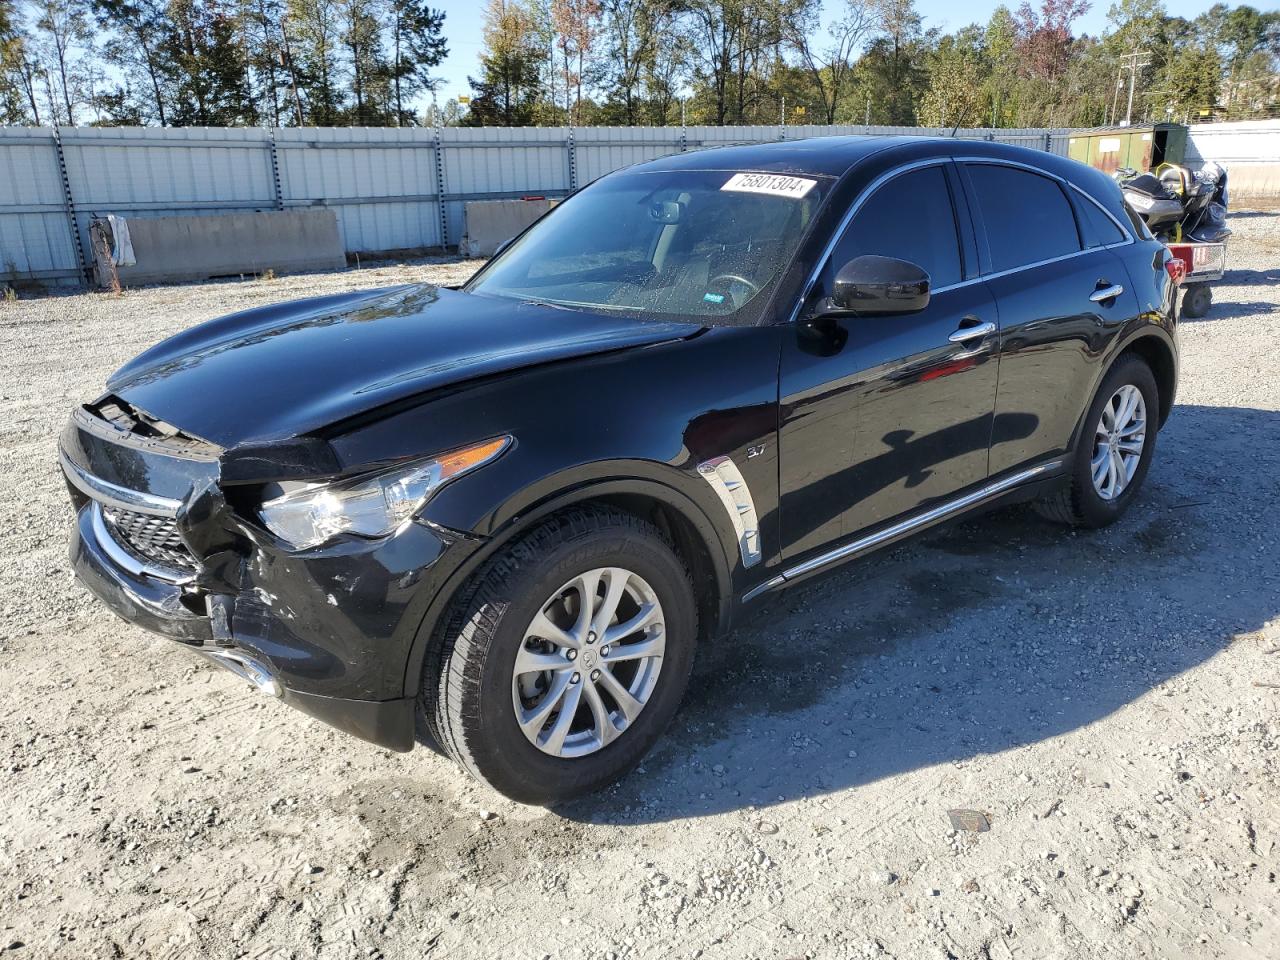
[[107, 285, 699, 448]]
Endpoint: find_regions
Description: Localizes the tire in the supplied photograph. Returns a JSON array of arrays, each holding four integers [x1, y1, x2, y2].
[[419, 506, 697, 804], [1035, 354, 1159, 529], [1181, 283, 1212, 319]]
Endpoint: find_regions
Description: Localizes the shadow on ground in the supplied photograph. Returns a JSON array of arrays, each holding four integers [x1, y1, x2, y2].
[[1180, 268, 1278, 321], [556, 403, 1280, 824]]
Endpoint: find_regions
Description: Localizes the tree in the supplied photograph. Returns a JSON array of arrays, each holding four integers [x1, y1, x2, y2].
[[784, 0, 875, 124], [288, 0, 343, 122], [466, 0, 545, 125], [88, 0, 175, 125], [853, 0, 926, 124], [985, 5, 1018, 124], [341, 0, 391, 124], [919, 26, 986, 127], [550, 0, 599, 124], [165, 0, 257, 125], [30, 0, 94, 124], [1014, 0, 1090, 85], [598, 0, 668, 124], [388, 0, 446, 125], [0, 0, 35, 122]]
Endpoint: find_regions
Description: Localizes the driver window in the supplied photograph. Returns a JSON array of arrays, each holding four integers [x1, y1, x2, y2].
[[826, 165, 963, 291]]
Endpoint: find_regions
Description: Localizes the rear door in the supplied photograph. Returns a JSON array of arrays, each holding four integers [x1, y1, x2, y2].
[[777, 161, 1000, 559], [959, 161, 1142, 476]]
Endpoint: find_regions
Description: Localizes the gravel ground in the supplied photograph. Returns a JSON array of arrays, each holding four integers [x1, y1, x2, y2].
[[1, 216, 1278, 960]]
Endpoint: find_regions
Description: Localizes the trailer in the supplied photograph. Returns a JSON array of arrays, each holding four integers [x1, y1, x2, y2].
[[1167, 240, 1226, 319]]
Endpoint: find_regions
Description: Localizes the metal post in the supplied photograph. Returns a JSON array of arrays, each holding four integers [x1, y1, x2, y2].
[[432, 121, 449, 250], [51, 127, 88, 284], [566, 126, 578, 191], [267, 129, 285, 211]]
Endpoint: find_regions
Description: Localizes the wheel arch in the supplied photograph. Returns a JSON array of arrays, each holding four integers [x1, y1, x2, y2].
[[401, 477, 735, 699], [1116, 331, 1176, 428]]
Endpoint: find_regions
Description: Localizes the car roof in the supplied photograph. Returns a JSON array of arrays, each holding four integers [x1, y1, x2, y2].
[[637, 135, 1116, 201]]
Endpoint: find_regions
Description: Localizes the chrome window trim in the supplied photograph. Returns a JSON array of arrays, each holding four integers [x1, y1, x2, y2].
[[742, 459, 1064, 602], [60, 448, 184, 517], [90, 502, 195, 585], [787, 157, 953, 324], [1066, 182, 1135, 245], [788, 152, 1137, 324]]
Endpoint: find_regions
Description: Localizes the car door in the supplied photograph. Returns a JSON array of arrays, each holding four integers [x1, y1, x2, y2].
[[958, 161, 1144, 476], [777, 161, 1001, 560]]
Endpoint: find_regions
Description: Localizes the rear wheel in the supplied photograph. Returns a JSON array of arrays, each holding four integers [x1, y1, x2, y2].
[[419, 507, 697, 804], [1035, 354, 1158, 528]]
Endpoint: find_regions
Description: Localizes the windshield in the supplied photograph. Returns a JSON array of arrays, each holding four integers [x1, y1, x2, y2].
[[465, 169, 829, 323]]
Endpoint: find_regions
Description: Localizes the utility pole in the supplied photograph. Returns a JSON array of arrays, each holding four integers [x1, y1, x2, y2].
[[1120, 49, 1152, 126]]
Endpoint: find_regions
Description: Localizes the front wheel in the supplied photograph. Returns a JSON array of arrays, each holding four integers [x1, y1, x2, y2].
[[1035, 354, 1159, 528], [419, 507, 697, 804]]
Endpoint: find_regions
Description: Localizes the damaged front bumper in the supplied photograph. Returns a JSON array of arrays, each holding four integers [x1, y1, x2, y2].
[[60, 406, 478, 752]]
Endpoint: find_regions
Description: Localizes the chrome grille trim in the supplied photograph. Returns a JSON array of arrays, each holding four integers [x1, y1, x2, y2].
[[60, 448, 183, 517], [90, 503, 195, 585]]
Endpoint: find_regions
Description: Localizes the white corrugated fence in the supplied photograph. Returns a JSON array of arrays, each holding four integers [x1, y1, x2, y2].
[[0, 123, 1082, 288]]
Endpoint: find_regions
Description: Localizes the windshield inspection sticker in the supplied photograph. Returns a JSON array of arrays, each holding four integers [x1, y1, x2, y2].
[[721, 172, 817, 199]]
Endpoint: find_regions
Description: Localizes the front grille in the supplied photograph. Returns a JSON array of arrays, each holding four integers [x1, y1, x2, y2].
[[102, 507, 198, 574]]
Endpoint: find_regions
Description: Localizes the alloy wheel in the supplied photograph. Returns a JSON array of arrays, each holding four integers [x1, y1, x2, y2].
[[1091, 384, 1147, 501], [512, 567, 666, 758]]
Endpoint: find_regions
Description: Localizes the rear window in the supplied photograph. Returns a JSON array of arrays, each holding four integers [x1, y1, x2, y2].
[[967, 164, 1081, 272]]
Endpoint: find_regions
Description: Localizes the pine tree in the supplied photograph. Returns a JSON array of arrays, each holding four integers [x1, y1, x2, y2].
[[388, 0, 445, 125]]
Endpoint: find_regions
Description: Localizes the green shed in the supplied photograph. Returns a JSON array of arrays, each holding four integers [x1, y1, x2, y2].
[[1067, 123, 1189, 174]]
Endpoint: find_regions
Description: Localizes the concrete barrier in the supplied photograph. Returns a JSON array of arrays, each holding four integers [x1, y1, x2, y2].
[[460, 199, 558, 257], [93, 209, 346, 287]]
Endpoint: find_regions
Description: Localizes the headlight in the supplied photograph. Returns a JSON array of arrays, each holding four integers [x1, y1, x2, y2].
[[259, 436, 511, 550]]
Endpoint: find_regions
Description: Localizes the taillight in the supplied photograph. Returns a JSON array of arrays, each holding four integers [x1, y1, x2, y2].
[[1165, 258, 1186, 285]]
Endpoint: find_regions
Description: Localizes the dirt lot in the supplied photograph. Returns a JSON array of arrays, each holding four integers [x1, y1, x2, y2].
[[1, 214, 1278, 960]]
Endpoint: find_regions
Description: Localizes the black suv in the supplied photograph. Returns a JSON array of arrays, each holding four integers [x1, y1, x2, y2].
[[60, 137, 1179, 803]]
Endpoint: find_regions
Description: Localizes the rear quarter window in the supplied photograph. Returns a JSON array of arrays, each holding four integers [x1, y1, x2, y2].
[[1076, 194, 1128, 247], [967, 164, 1082, 272]]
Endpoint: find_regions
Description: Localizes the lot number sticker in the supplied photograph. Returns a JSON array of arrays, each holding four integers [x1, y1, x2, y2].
[[721, 173, 817, 199]]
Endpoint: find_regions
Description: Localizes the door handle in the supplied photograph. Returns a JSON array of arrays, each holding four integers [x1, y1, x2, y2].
[[948, 320, 996, 343], [1090, 283, 1125, 303]]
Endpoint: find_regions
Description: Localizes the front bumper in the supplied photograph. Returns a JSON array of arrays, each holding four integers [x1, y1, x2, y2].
[[61, 416, 479, 752]]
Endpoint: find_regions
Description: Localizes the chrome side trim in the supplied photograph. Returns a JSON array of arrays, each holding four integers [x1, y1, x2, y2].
[[60, 448, 183, 517], [90, 502, 195, 585], [201, 649, 283, 698], [697, 455, 763, 568], [742, 459, 1064, 602]]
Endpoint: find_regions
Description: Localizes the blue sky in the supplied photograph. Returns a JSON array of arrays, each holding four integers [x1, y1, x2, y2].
[[432, 0, 1227, 104]]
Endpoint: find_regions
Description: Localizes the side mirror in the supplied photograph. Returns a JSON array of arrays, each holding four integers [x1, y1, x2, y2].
[[822, 255, 930, 317]]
